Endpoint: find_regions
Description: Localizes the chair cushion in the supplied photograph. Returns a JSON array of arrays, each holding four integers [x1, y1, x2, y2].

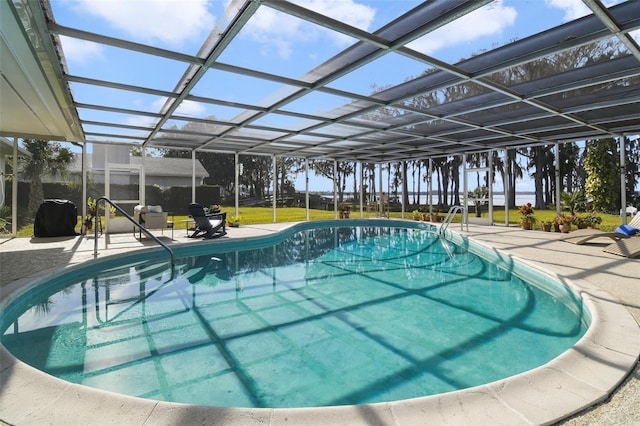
[[148, 205, 163, 213], [615, 224, 640, 236]]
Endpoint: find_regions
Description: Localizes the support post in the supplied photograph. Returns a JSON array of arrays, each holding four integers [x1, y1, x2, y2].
[[334, 159, 338, 219], [620, 137, 627, 224], [12, 138, 18, 236], [305, 158, 310, 221], [359, 161, 364, 217], [463, 154, 468, 231], [192, 150, 196, 203], [272, 155, 277, 223], [488, 151, 494, 224], [235, 153, 239, 217], [555, 143, 561, 218]]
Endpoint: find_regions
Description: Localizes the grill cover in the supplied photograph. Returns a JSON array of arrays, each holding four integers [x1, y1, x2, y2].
[[34, 199, 78, 237]]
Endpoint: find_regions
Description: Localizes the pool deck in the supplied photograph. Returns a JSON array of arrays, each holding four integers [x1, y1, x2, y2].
[[1, 220, 639, 426]]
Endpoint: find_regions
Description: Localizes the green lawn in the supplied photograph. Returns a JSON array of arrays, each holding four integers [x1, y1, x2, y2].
[[13, 206, 625, 237]]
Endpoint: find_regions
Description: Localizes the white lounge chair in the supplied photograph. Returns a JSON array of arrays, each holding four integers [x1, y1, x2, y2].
[[562, 212, 640, 245], [562, 228, 629, 245], [603, 237, 640, 258]]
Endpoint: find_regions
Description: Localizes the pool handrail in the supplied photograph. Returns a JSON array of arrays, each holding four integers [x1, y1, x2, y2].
[[94, 197, 176, 278], [439, 205, 464, 235]]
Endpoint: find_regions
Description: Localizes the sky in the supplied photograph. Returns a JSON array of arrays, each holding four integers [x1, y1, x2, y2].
[[48, 0, 626, 194]]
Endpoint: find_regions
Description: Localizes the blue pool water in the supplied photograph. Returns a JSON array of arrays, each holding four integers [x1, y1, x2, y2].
[[0, 222, 588, 408]]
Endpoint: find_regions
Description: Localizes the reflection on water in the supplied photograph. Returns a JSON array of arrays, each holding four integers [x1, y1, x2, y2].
[[1, 226, 587, 408]]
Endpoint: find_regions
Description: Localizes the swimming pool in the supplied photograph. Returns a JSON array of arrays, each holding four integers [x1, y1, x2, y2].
[[0, 221, 589, 409]]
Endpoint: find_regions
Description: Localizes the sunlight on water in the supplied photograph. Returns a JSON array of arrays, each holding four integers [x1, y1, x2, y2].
[[1, 226, 588, 408]]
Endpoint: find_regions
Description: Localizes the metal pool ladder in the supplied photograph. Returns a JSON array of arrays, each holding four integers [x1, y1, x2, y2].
[[93, 197, 176, 278], [439, 205, 464, 236]]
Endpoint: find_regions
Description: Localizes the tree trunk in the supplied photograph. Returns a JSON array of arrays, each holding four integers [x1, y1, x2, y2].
[[28, 179, 44, 216]]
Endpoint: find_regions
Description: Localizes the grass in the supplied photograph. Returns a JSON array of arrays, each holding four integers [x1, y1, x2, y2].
[[11, 206, 626, 237]]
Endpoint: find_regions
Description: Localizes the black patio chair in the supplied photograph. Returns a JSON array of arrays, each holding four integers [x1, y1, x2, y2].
[[187, 203, 227, 239]]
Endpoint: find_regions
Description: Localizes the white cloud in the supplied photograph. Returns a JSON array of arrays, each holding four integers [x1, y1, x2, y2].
[[151, 98, 207, 117], [545, 0, 591, 21], [545, 0, 623, 21], [244, 0, 376, 59], [407, 1, 517, 56], [59, 36, 104, 65], [297, 0, 375, 32], [70, 0, 215, 47]]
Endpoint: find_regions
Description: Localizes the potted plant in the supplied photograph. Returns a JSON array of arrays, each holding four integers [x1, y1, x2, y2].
[[230, 215, 241, 227], [540, 220, 552, 232], [584, 212, 602, 228], [470, 186, 489, 218], [83, 197, 97, 233], [429, 209, 442, 222], [573, 215, 588, 229], [339, 204, 351, 219], [554, 213, 574, 233], [108, 205, 117, 218], [83, 215, 93, 232], [518, 203, 537, 230], [412, 210, 421, 221], [87, 197, 97, 216]]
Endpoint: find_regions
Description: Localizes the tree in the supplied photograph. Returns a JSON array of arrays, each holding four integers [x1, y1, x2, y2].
[[309, 160, 355, 203], [275, 157, 304, 202], [241, 155, 271, 199], [20, 139, 75, 216], [560, 190, 586, 214], [502, 149, 523, 209], [584, 138, 619, 212]]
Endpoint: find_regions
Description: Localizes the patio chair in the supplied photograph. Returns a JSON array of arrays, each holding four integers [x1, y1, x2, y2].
[[133, 205, 173, 239], [187, 203, 227, 239], [562, 212, 640, 245], [603, 237, 640, 258], [561, 228, 629, 245]]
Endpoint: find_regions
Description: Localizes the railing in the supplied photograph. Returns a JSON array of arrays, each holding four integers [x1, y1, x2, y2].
[[93, 197, 175, 278], [439, 205, 465, 236]]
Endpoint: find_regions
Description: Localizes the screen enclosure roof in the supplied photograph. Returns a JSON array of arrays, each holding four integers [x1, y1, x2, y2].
[[1, 0, 640, 163]]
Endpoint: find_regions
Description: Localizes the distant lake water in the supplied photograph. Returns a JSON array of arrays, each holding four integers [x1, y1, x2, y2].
[[318, 192, 537, 207]]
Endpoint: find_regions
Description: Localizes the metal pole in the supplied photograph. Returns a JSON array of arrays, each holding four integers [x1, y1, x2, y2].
[[191, 150, 196, 203], [462, 154, 468, 231], [488, 151, 494, 225], [235, 153, 239, 217], [272, 155, 277, 223], [12, 138, 18, 236], [140, 146, 145, 205], [378, 163, 383, 217], [334, 159, 338, 219], [620, 137, 627, 224], [504, 149, 509, 226], [555, 143, 561, 218], [305, 158, 310, 221], [82, 142, 87, 226], [359, 161, 364, 217]]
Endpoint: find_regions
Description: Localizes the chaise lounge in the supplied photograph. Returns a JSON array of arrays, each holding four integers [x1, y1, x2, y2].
[[561, 228, 629, 245], [562, 212, 640, 245], [603, 237, 640, 258]]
